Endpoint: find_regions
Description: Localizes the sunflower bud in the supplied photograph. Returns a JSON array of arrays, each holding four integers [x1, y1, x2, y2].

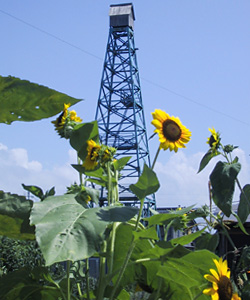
[[52, 103, 82, 139]]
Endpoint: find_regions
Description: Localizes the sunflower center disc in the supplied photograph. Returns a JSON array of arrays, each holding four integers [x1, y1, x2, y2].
[[218, 275, 233, 300], [163, 120, 182, 142]]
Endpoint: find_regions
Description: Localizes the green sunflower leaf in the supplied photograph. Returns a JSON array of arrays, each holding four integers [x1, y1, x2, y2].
[[113, 156, 131, 171], [70, 121, 99, 161], [144, 205, 195, 226], [0, 267, 61, 300], [237, 184, 250, 224], [30, 194, 138, 265], [136, 243, 217, 300], [0, 75, 81, 124], [155, 249, 218, 300], [0, 191, 35, 240], [197, 149, 219, 173], [130, 164, 160, 200], [194, 232, 219, 252], [209, 161, 241, 217], [107, 222, 154, 289]]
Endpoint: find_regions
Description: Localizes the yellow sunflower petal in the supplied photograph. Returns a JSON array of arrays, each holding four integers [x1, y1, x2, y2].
[[204, 274, 218, 283], [152, 109, 169, 122], [203, 287, 215, 295], [209, 268, 220, 281], [232, 293, 241, 300], [151, 119, 163, 129]]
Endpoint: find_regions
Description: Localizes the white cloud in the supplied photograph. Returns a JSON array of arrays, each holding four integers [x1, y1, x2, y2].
[[0, 144, 78, 197], [0, 143, 249, 210], [9, 148, 42, 171], [154, 149, 250, 209]]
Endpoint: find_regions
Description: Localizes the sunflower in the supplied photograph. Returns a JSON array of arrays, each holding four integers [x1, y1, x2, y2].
[[151, 109, 191, 152], [207, 127, 220, 152], [69, 110, 82, 123], [52, 103, 70, 131], [82, 140, 101, 170], [203, 257, 241, 300], [52, 103, 82, 138]]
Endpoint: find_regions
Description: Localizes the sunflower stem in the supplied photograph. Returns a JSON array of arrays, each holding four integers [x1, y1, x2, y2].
[[66, 260, 71, 300], [151, 146, 161, 170], [109, 222, 118, 276], [109, 198, 144, 300], [107, 161, 112, 205], [85, 258, 90, 300], [77, 156, 83, 186], [96, 241, 107, 300]]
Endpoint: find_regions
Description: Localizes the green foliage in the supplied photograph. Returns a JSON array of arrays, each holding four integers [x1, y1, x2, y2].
[[209, 161, 241, 217], [0, 267, 62, 300], [198, 149, 220, 173], [237, 184, 250, 224], [145, 205, 195, 226], [130, 164, 160, 200], [0, 236, 43, 275], [0, 75, 81, 124], [136, 244, 217, 299], [0, 191, 35, 240], [22, 184, 55, 201], [70, 121, 99, 162], [194, 232, 219, 252], [30, 194, 138, 265], [1, 76, 249, 299]]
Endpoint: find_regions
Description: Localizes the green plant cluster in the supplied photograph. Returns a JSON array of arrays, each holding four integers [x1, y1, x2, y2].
[[0, 76, 250, 300]]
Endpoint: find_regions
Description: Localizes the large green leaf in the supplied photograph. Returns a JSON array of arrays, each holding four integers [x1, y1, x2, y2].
[[0, 75, 81, 124], [0, 267, 61, 300], [168, 229, 205, 246], [30, 194, 138, 265], [195, 232, 219, 252], [156, 249, 218, 299], [0, 191, 35, 240], [197, 149, 219, 173], [70, 121, 99, 162], [130, 164, 160, 200], [144, 205, 195, 226], [237, 184, 250, 224], [210, 161, 241, 217], [107, 222, 154, 291], [138, 243, 217, 299]]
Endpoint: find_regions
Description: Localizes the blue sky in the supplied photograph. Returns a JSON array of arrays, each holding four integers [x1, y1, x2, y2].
[[1, 1, 250, 208]]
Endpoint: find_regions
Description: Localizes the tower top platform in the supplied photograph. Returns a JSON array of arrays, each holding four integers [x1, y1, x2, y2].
[[109, 3, 135, 29]]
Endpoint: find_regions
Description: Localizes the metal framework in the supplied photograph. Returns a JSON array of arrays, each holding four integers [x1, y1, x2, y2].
[[95, 5, 155, 215]]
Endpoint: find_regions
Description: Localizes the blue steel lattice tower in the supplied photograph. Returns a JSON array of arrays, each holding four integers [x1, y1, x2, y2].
[[95, 3, 155, 214]]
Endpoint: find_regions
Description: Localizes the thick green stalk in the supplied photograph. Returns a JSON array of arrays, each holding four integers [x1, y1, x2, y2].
[[96, 241, 107, 300], [66, 260, 71, 300], [109, 222, 118, 275], [107, 161, 112, 205], [85, 259, 90, 300], [135, 199, 144, 231], [109, 239, 136, 300], [109, 199, 143, 300], [114, 169, 119, 203]]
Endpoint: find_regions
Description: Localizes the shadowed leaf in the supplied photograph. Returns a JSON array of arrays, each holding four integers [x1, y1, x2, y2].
[[0, 191, 35, 240], [237, 184, 250, 224], [210, 161, 241, 217]]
